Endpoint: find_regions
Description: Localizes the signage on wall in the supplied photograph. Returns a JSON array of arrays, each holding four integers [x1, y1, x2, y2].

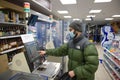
[[24, 2, 30, 12]]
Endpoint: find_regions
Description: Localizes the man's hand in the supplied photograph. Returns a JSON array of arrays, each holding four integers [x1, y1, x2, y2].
[[38, 50, 46, 56], [68, 70, 75, 78]]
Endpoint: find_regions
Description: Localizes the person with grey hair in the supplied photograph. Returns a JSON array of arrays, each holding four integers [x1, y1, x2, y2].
[[39, 21, 99, 80]]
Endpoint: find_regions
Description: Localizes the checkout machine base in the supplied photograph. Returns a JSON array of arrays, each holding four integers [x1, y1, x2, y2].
[[9, 52, 61, 80], [9, 62, 61, 80], [9, 72, 44, 80], [33, 61, 61, 80]]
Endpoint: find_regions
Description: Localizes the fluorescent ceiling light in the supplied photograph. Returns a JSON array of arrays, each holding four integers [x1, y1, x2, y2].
[[73, 18, 80, 21], [57, 11, 68, 14], [87, 15, 96, 17], [105, 18, 113, 20], [64, 16, 72, 18], [85, 18, 91, 21], [60, 0, 77, 5], [94, 0, 112, 3], [89, 10, 102, 13], [112, 15, 120, 17]]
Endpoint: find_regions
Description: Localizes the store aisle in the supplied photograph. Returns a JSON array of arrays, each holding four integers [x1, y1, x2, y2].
[[95, 44, 112, 80]]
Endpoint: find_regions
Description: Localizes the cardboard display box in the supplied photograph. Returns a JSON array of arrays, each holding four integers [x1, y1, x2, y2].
[[0, 54, 9, 74]]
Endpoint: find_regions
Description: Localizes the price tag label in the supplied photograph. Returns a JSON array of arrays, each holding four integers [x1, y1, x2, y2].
[[21, 34, 34, 43]]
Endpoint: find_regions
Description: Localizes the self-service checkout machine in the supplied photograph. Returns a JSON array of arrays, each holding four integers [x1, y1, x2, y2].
[[9, 34, 61, 80]]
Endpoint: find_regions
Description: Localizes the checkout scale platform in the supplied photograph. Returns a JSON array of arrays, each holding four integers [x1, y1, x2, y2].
[[9, 72, 44, 80], [9, 61, 61, 80], [33, 61, 60, 78]]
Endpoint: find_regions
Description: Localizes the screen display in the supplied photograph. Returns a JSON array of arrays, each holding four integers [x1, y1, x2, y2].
[[24, 41, 40, 63], [27, 14, 38, 26], [24, 41, 41, 72]]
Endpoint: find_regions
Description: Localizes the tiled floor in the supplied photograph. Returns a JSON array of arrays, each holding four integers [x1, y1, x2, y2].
[[95, 44, 112, 80]]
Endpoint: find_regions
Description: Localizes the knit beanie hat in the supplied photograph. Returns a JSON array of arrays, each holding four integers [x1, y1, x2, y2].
[[69, 21, 82, 32]]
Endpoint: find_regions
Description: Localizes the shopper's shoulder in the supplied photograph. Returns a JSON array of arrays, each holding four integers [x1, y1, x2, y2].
[[68, 39, 73, 45], [78, 37, 89, 44], [86, 43, 96, 49]]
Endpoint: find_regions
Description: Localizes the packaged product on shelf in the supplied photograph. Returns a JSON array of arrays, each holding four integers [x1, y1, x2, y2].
[[16, 14, 19, 23], [0, 27, 3, 37], [1, 27, 5, 36], [16, 26, 20, 34], [10, 39, 17, 48], [0, 25, 26, 37], [0, 37, 24, 52], [0, 40, 3, 52], [0, 11, 4, 22], [4, 13, 9, 22], [17, 38, 23, 46], [11, 11, 16, 23], [2, 40, 8, 50]]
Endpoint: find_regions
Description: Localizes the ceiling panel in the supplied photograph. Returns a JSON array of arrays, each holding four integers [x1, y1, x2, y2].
[[50, 0, 120, 21]]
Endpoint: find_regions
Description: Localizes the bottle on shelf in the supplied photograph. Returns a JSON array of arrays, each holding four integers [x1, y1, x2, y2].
[[10, 39, 17, 48], [20, 26, 26, 34], [13, 26, 16, 35], [8, 26, 11, 36], [3, 40, 6, 51], [0, 38, 24, 52], [7, 26, 9, 36], [19, 13, 25, 24], [8, 39, 12, 49], [8, 11, 16, 23], [4, 13, 9, 22], [16, 26, 20, 35], [4, 26, 8, 36], [17, 38, 23, 46], [8, 54, 12, 62], [2, 27, 5, 36], [1, 40, 4, 52], [1, 25, 26, 37], [0, 27, 3, 37], [0, 40, 3, 52], [5, 39, 9, 50], [2, 40, 5, 51]]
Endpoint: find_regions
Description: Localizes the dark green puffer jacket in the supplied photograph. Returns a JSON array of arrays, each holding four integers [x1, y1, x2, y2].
[[46, 36, 99, 80]]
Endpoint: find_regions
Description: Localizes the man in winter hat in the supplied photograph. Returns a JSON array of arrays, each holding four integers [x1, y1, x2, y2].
[[39, 20, 99, 80]]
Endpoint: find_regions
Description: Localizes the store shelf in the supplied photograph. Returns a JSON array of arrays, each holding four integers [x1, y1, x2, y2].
[[0, 22, 25, 26], [103, 47, 120, 61], [0, 35, 24, 39], [38, 18, 53, 23], [104, 53, 120, 69], [17, 46, 24, 49], [104, 58, 120, 79], [103, 61, 116, 80], [0, 46, 24, 54]]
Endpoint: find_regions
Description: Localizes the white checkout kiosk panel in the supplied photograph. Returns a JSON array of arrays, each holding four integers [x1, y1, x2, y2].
[[9, 34, 61, 80]]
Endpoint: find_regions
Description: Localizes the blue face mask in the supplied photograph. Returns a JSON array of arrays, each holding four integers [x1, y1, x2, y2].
[[69, 31, 75, 38]]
